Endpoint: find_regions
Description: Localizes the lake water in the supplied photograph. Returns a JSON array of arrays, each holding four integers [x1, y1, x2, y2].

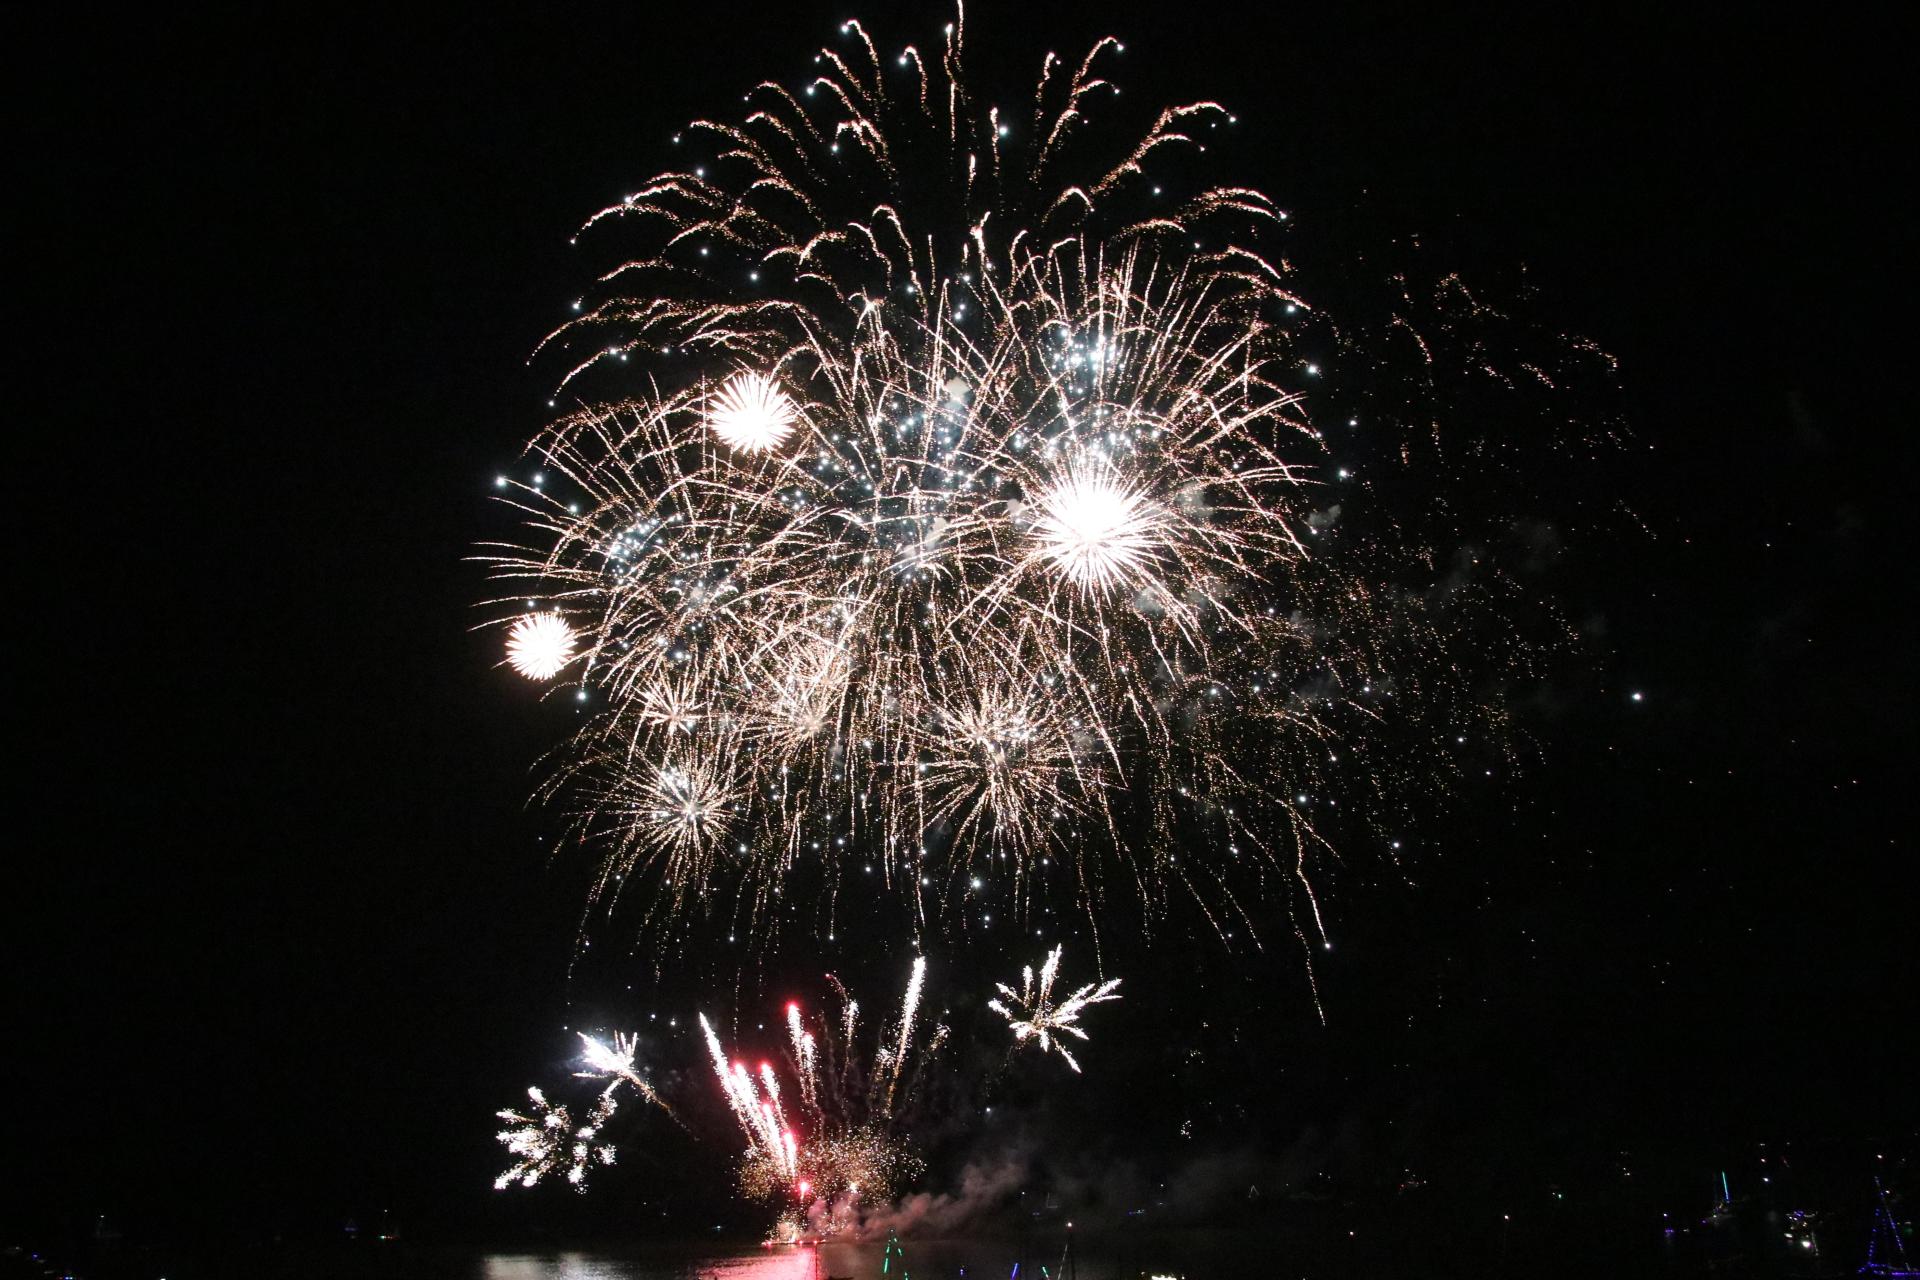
[[476, 1237, 1207, 1280]]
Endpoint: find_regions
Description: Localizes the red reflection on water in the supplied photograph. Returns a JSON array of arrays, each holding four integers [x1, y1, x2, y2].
[[483, 1243, 853, 1279]]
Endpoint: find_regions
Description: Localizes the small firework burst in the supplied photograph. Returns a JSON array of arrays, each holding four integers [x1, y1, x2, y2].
[[635, 673, 704, 735], [645, 761, 735, 854], [493, 1086, 618, 1191], [565, 733, 746, 921], [495, 1032, 671, 1192], [504, 612, 577, 681], [575, 1030, 671, 1114], [988, 944, 1122, 1073], [706, 371, 800, 453]]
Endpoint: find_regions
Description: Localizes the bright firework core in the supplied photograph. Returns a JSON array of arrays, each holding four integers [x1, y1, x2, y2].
[[1031, 463, 1165, 593], [706, 371, 800, 453], [504, 612, 578, 681]]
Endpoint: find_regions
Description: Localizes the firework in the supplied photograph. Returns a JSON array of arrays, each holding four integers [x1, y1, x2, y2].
[[883, 956, 926, 1109], [504, 611, 578, 681], [702, 959, 939, 1206], [495, 1032, 671, 1192], [706, 371, 803, 453], [576, 1030, 672, 1114], [493, 1086, 619, 1191], [988, 944, 1121, 1073], [481, 9, 1612, 977], [787, 1000, 819, 1108], [1030, 458, 1168, 593]]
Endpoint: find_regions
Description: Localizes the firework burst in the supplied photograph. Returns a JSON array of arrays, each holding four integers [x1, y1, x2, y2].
[[481, 9, 1614, 981], [706, 371, 803, 453], [494, 1032, 672, 1192], [493, 1086, 619, 1191], [576, 1030, 673, 1114], [701, 959, 940, 1207], [504, 611, 578, 681], [1029, 458, 1167, 593], [988, 944, 1121, 1073]]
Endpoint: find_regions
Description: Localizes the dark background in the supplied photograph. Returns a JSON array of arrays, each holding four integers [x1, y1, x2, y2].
[[8, 0, 1913, 1262]]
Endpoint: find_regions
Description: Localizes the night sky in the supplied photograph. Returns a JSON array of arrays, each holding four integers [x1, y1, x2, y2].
[[9, 0, 1912, 1258]]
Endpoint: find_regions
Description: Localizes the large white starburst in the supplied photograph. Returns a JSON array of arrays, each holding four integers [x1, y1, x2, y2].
[[706, 371, 800, 453], [505, 612, 578, 680], [1030, 463, 1165, 592]]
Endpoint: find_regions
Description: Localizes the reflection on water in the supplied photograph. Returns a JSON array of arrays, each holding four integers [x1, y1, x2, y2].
[[480, 1239, 1101, 1280], [482, 1246, 825, 1279]]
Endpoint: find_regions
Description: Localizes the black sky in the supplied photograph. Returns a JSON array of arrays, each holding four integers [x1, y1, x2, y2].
[[8, 0, 1914, 1248]]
